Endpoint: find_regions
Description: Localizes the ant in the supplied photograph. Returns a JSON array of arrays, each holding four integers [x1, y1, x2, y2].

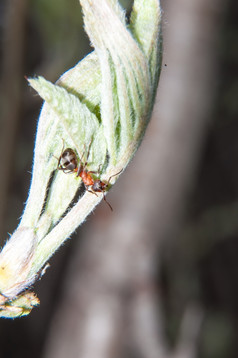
[[56, 140, 122, 211]]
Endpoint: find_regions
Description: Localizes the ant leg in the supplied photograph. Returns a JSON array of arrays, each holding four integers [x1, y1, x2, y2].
[[82, 136, 94, 165], [89, 190, 98, 196], [103, 192, 113, 211], [87, 163, 101, 176], [107, 169, 123, 185], [76, 163, 83, 177], [54, 139, 65, 168], [52, 154, 59, 160], [87, 170, 97, 174], [85, 186, 98, 196], [96, 164, 102, 175], [77, 140, 90, 165], [77, 144, 86, 167], [59, 138, 65, 157]]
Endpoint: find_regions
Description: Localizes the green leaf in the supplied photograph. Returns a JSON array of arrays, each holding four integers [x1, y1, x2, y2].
[[0, 0, 162, 317]]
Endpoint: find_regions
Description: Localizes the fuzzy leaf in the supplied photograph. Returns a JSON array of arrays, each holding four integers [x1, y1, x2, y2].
[[0, 0, 162, 317]]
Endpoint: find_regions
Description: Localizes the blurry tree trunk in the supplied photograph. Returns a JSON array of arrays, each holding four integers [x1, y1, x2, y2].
[[0, 0, 28, 240], [42, 0, 224, 357]]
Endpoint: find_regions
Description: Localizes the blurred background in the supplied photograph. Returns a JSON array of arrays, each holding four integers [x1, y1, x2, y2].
[[0, 0, 237, 357]]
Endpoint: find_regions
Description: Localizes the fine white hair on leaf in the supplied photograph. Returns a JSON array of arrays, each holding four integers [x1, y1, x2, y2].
[[0, 227, 37, 298], [0, 0, 162, 318]]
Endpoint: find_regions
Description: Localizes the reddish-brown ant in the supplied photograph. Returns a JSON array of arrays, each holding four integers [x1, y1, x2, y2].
[[56, 140, 122, 211], [77, 164, 122, 211]]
